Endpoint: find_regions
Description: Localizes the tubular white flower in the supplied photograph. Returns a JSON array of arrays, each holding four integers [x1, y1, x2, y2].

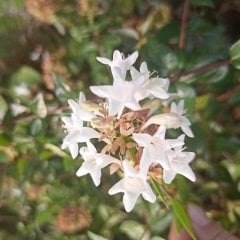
[[170, 100, 194, 137], [61, 113, 100, 158], [67, 92, 95, 122], [76, 142, 121, 186], [163, 147, 196, 184], [90, 70, 142, 117], [97, 50, 139, 79], [108, 160, 156, 212], [133, 126, 185, 173]]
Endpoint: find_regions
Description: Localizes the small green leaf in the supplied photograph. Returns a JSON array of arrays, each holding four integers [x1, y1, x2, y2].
[[230, 39, 240, 70], [17, 157, 28, 176], [0, 95, 8, 122], [87, 231, 109, 240], [0, 151, 9, 163], [120, 220, 149, 240], [30, 119, 42, 136], [31, 93, 47, 118], [196, 95, 210, 110], [151, 179, 170, 208], [10, 66, 42, 86], [171, 199, 196, 240]]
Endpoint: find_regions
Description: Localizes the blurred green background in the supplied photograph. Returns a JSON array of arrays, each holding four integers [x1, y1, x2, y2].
[[0, 0, 240, 239]]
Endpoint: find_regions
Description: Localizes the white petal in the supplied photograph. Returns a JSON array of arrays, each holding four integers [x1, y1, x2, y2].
[[177, 165, 196, 182], [125, 100, 141, 111], [112, 67, 125, 83], [154, 150, 171, 170], [184, 152, 195, 163], [142, 113, 181, 129], [163, 169, 176, 184], [90, 168, 102, 186], [130, 66, 141, 80], [181, 116, 191, 126], [90, 85, 110, 98], [76, 162, 101, 186], [132, 133, 152, 147], [113, 50, 122, 62], [123, 192, 139, 212], [68, 99, 78, 112], [97, 154, 120, 168], [69, 143, 79, 159], [178, 100, 185, 113], [96, 56, 111, 65], [65, 128, 100, 143], [140, 61, 148, 73], [181, 125, 194, 138], [122, 160, 138, 177], [79, 92, 86, 102], [139, 149, 152, 176], [108, 180, 124, 195], [86, 141, 97, 154], [62, 116, 72, 126], [148, 87, 169, 99], [76, 162, 91, 177], [170, 102, 178, 114], [108, 99, 124, 117], [141, 184, 156, 203], [154, 125, 166, 140], [126, 51, 138, 66]]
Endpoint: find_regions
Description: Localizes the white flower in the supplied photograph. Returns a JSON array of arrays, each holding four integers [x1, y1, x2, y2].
[[130, 64, 170, 102], [133, 126, 185, 172], [76, 142, 120, 186], [163, 147, 196, 184], [145, 77, 170, 100], [68, 92, 95, 122], [90, 69, 142, 117], [108, 160, 156, 212], [170, 100, 194, 137], [61, 113, 100, 159], [97, 50, 138, 79]]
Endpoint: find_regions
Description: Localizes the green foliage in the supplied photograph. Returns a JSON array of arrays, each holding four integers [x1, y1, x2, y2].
[[171, 199, 196, 240], [230, 39, 240, 69], [1, 0, 240, 239]]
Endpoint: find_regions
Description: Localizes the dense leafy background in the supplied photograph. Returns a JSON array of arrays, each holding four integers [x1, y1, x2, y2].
[[0, 0, 240, 239]]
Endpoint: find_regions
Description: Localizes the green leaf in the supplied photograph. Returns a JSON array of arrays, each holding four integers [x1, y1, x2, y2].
[[0, 151, 9, 163], [120, 220, 149, 240], [30, 93, 47, 118], [190, 0, 214, 7], [171, 199, 196, 240], [10, 66, 42, 86], [17, 157, 28, 176], [30, 119, 42, 136], [196, 94, 210, 110], [230, 39, 240, 70], [87, 231, 109, 240], [0, 95, 8, 122], [151, 179, 169, 208]]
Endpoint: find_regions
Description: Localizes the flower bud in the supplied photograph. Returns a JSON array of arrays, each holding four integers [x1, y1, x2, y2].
[[142, 112, 181, 129]]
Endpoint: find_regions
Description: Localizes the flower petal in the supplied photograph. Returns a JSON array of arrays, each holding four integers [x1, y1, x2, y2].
[[141, 183, 156, 203], [181, 124, 194, 138], [96, 56, 111, 65], [123, 192, 139, 212], [108, 179, 124, 195], [163, 169, 176, 184], [132, 133, 152, 147]]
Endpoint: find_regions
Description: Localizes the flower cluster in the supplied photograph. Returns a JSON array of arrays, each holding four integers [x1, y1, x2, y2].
[[61, 50, 196, 212]]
